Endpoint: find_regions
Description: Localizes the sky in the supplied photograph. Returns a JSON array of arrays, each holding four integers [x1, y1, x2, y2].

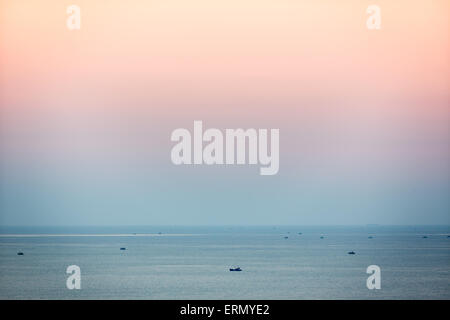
[[0, 0, 449, 226]]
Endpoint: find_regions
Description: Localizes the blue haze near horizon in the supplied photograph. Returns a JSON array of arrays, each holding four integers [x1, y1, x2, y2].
[[1, 124, 449, 227]]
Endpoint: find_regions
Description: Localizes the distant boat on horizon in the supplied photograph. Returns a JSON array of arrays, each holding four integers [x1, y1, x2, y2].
[[348, 251, 356, 255], [229, 267, 242, 272], [17, 252, 24, 256]]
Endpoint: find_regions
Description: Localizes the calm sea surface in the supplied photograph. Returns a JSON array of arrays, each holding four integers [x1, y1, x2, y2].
[[0, 226, 449, 299]]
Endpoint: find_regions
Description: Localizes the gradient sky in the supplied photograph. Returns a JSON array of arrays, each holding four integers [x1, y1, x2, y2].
[[0, 0, 449, 225]]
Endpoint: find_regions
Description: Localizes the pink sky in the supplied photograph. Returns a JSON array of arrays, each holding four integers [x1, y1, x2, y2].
[[0, 0, 449, 225], [0, 0, 448, 175]]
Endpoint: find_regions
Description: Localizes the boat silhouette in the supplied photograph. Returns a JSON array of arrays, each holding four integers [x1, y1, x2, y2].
[[229, 267, 242, 272], [348, 251, 356, 255]]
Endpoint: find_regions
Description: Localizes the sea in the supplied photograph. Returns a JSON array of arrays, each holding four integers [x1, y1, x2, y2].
[[0, 225, 449, 299]]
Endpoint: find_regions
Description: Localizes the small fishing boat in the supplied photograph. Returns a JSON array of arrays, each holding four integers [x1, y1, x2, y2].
[[120, 247, 126, 250], [17, 252, 24, 255], [229, 267, 242, 272], [348, 251, 356, 255]]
